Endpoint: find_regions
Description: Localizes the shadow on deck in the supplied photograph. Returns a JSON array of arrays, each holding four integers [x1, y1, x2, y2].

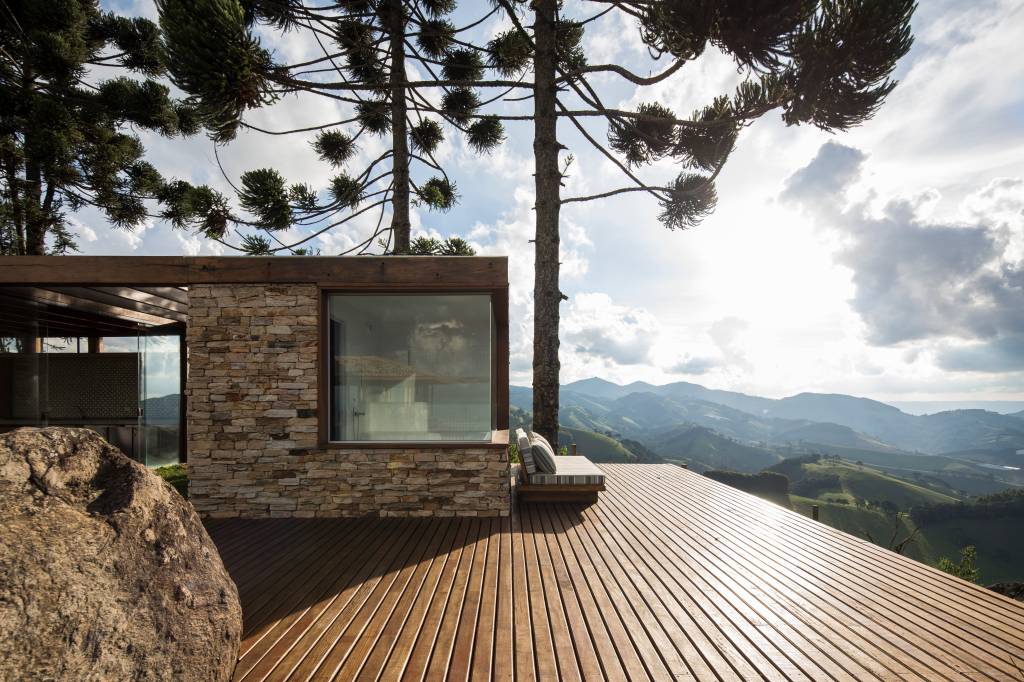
[[206, 463, 1024, 681]]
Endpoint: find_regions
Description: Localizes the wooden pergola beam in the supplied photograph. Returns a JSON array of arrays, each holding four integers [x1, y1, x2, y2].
[[0, 297, 148, 336], [0, 287, 172, 327]]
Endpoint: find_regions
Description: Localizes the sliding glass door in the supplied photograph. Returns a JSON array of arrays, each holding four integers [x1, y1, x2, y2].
[[139, 333, 182, 467]]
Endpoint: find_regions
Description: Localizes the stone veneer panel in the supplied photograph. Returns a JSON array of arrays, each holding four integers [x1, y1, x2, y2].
[[186, 283, 509, 518]]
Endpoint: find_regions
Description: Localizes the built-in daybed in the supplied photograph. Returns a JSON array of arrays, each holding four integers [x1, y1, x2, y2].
[[514, 428, 605, 503]]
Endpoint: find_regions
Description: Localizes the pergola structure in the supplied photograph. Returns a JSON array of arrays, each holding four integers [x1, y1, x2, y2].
[[0, 285, 187, 339], [0, 259, 199, 467]]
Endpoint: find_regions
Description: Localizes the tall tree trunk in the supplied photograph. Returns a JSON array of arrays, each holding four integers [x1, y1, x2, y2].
[[3, 152, 27, 255], [387, 0, 410, 254], [531, 0, 561, 447], [20, 68, 43, 255], [24, 159, 45, 255]]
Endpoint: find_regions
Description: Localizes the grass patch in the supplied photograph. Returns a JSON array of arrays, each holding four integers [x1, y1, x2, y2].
[[155, 463, 187, 498]]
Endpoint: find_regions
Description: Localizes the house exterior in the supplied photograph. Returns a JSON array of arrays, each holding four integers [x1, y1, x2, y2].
[[0, 256, 511, 518]]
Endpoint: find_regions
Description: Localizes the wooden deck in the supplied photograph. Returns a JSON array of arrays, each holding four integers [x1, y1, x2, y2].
[[206, 463, 1024, 681]]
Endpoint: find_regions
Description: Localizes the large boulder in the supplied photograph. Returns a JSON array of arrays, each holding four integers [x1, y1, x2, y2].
[[0, 428, 241, 681]]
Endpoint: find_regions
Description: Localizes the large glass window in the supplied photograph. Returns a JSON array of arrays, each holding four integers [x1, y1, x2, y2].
[[328, 294, 493, 442]]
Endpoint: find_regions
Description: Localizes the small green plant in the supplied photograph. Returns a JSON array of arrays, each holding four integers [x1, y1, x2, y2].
[[558, 446, 569, 456], [938, 545, 980, 583], [508, 443, 521, 464], [155, 463, 188, 498]]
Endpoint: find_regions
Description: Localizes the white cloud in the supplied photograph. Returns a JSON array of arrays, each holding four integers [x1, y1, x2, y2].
[[76, 1, 1024, 402], [784, 141, 1024, 375], [563, 292, 660, 367]]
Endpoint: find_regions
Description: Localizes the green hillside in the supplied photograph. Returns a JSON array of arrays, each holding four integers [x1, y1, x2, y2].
[[790, 443, 1024, 492], [790, 495, 922, 553], [559, 427, 639, 463], [647, 426, 782, 472], [789, 496, 1024, 583], [915, 518, 1024, 584], [800, 459, 960, 508]]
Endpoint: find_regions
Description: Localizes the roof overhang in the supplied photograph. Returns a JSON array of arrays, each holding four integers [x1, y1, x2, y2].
[[0, 255, 509, 288], [0, 256, 508, 338], [0, 285, 187, 337]]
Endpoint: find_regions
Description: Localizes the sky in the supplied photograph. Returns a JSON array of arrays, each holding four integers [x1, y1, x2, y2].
[[89, 0, 1024, 406]]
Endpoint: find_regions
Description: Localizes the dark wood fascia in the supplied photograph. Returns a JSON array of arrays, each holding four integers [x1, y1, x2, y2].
[[0, 256, 508, 288]]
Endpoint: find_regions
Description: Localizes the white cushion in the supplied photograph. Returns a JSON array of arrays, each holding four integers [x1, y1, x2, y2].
[[530, 431, 557, 474], [515, 428, 536, 474]]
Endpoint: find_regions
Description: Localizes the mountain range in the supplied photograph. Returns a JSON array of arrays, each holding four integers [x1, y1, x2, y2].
[[510, 379, 1024, 472]]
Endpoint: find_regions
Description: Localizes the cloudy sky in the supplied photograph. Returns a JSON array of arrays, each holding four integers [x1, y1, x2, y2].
[[93, 0, 1024, 406]]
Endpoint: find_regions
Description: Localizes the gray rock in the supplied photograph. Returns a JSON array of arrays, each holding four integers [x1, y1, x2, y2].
[[0, 427, 241, 681]]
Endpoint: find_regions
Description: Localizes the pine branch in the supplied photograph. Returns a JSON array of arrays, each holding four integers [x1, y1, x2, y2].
[[562, 185, 671, 204], [558, 57, 686, 86]]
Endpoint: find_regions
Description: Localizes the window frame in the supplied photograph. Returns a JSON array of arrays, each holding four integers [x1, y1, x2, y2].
[[317, 286, 509, 449]]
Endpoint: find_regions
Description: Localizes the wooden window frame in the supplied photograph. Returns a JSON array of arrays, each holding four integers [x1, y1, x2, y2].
[[317, 285, 509, 450]]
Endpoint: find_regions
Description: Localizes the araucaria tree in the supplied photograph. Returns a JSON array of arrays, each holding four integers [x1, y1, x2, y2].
[[157, 0, 527, 255], [0, 0, 216, 255], [495, 0, 914, 446]]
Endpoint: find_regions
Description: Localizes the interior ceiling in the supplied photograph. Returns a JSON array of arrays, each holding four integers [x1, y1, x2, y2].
[[0, 286, 188, 337]]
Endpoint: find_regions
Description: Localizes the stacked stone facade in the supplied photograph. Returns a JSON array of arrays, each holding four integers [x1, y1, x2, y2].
[[186, 283, 509, 518]]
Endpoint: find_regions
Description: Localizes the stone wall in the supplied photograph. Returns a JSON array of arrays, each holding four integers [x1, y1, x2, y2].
[[186, 283, 509, 518]]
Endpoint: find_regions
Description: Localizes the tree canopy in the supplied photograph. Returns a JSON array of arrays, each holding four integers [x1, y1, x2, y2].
[[502, 0, 915, 446], [0, 0, 223, 254], [156, 0, 528, 254]]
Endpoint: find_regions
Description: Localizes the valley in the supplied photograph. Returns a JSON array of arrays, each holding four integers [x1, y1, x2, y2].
[[512, 378, 1024, 583]]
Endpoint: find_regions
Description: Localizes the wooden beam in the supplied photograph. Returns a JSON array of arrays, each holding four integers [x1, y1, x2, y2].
[[38, 286, 187, 322], [0, 287, 172, 326], [0, 300, 143, 336], [131, 286, 190, 305], [92, 286, 188, 314], [0, 256, 508, 287]]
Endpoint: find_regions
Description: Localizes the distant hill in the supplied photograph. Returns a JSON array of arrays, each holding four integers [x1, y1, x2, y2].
[[893, 401, 1024, 415], [766, 455, 962, 507], [515, 379, 1024, 459], [790, 444, 1024, 495], [142, 394, 179, 424], [770, 421, 900, 452], [646, 425, 781, 473], [557, 428, 639, 463]]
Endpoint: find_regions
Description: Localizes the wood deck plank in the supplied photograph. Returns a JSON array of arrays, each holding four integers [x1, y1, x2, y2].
[[328, 520, 449, 681], [528, 503, 603, 682], [521, 500, 582, 682], [607, 466, 884, 681], [234, 521, 384, 677], [235, 520, 409, 681], [544, 503, 637, 682], [422, 518, 484, 681], [490, 516, 514, 682], [469, 517, 502, 682], [509, 507, 537, 682], [393, 517, 473, 682], [555, 504, 701, 682], [303, 520, 441, 681], [207, 463, 1024, 682], [616, 464, 1023, 679], [263, 519, 419, 682], [618, 467, 924, 681], [358, 520, 461, 680], [617, 465, 962, 680]]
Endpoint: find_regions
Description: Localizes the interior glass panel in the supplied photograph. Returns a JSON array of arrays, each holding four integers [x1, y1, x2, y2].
[[328, 294, 493, 441]]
